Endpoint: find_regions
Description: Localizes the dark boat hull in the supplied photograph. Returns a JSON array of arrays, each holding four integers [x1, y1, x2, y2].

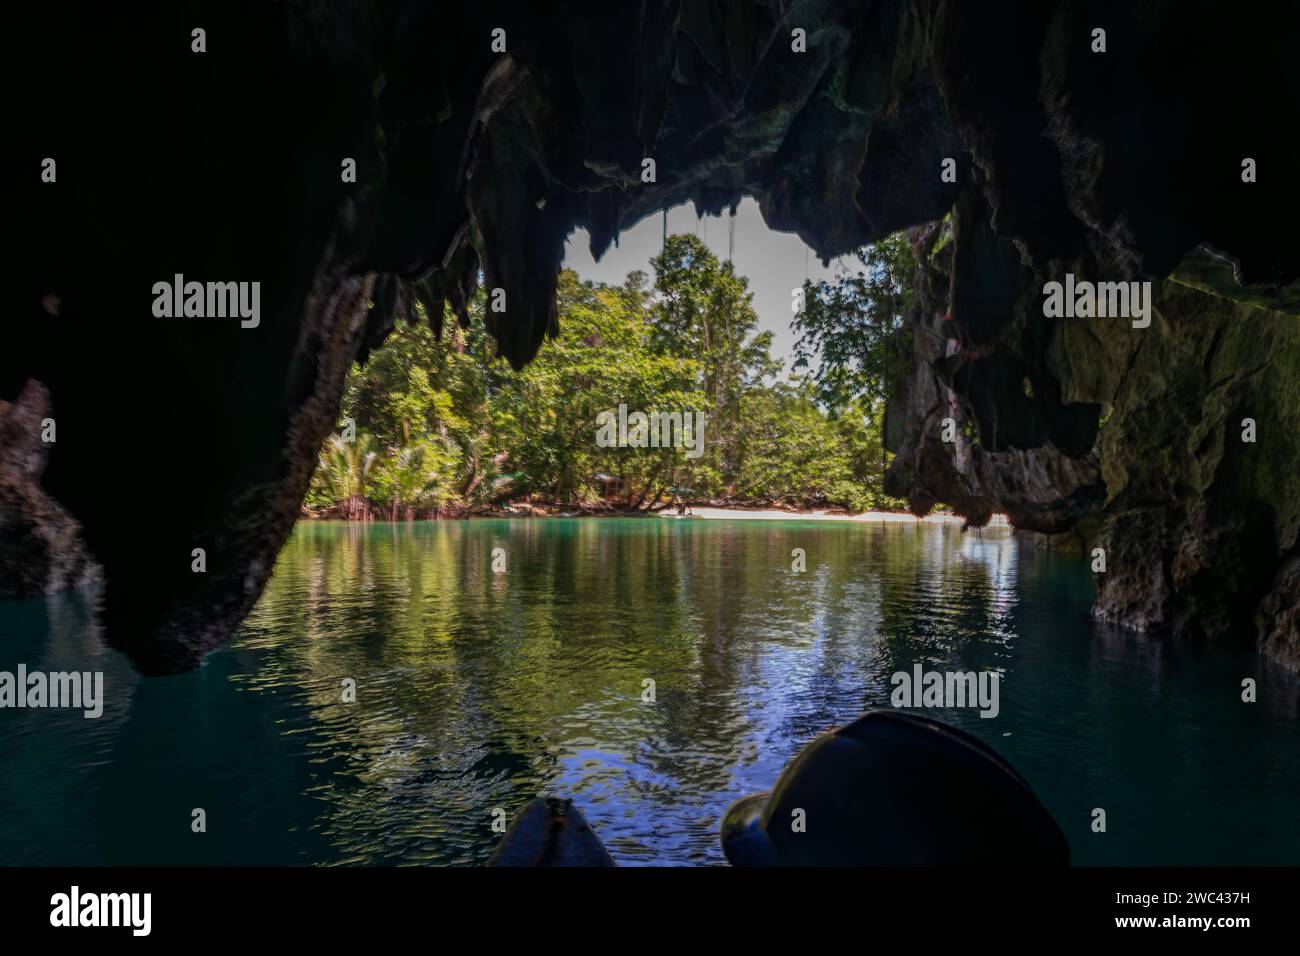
[[487, 797, 616, 867]]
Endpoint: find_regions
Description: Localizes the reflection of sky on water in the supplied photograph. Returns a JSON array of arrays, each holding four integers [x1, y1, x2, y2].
[[2, 518, 1299, 866]]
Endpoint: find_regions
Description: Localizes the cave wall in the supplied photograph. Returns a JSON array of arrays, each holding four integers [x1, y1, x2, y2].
[[887, 207, 1300, 661], [0, 381, 101, 599], [878, 0, 1300, 665], [6, 0, 1299, 671], [1076, 274, 1300, 651]]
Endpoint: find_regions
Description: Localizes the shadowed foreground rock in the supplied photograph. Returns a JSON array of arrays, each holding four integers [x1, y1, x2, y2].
[[6, 1, 1299, 670], [0, 381, 100, 599]]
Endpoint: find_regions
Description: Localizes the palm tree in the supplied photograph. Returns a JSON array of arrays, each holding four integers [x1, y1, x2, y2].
[[318, 432, 378, 520], [386, 442, 451, 519]]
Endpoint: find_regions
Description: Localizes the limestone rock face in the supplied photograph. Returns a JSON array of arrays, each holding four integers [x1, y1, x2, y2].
[[1089, 280, 1300, 646], [882, 207, 1105, 535], [7, 1, 1300, 671], [1258, 556, 1300, 671], [886, 203, 1300, 662], [0, 381, 100, 599]]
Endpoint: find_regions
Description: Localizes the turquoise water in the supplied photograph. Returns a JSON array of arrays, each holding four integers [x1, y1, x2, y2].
[[1, 517, 1297, 866]]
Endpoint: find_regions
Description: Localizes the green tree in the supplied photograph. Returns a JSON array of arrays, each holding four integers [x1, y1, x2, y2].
[[792, 230, 917, 413], [307, 231, 915, 517], [650, 235, 778, 497], [313, 432, 378, 520], [496, 269, 698, 507]]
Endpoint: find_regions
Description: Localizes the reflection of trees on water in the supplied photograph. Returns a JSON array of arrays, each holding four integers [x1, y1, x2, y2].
[[5, 518, 1299, 864], [234, 518, 1044, 863]]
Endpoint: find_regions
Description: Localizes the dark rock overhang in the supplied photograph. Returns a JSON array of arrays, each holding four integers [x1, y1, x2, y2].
[[6, 1, 1299, 672]]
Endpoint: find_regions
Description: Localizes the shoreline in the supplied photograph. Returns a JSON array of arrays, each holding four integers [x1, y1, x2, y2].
[[305, 505, 1012, 526], [655, 506, 992, 524]]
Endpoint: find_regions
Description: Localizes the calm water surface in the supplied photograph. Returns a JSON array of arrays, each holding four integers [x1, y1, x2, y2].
[[2, 517, 1298, 866]]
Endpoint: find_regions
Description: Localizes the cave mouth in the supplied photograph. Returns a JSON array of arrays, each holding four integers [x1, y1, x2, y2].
[[7, 1, 1300, 677]]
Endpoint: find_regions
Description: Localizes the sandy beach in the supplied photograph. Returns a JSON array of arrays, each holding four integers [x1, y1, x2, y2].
[[658, 506, 1009, 525]]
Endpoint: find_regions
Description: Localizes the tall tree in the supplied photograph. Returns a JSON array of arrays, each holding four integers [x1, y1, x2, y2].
[[791, 229, 918, 414]]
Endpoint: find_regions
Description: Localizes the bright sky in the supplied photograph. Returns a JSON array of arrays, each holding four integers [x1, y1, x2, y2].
[[561, 197, 851, 373]]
